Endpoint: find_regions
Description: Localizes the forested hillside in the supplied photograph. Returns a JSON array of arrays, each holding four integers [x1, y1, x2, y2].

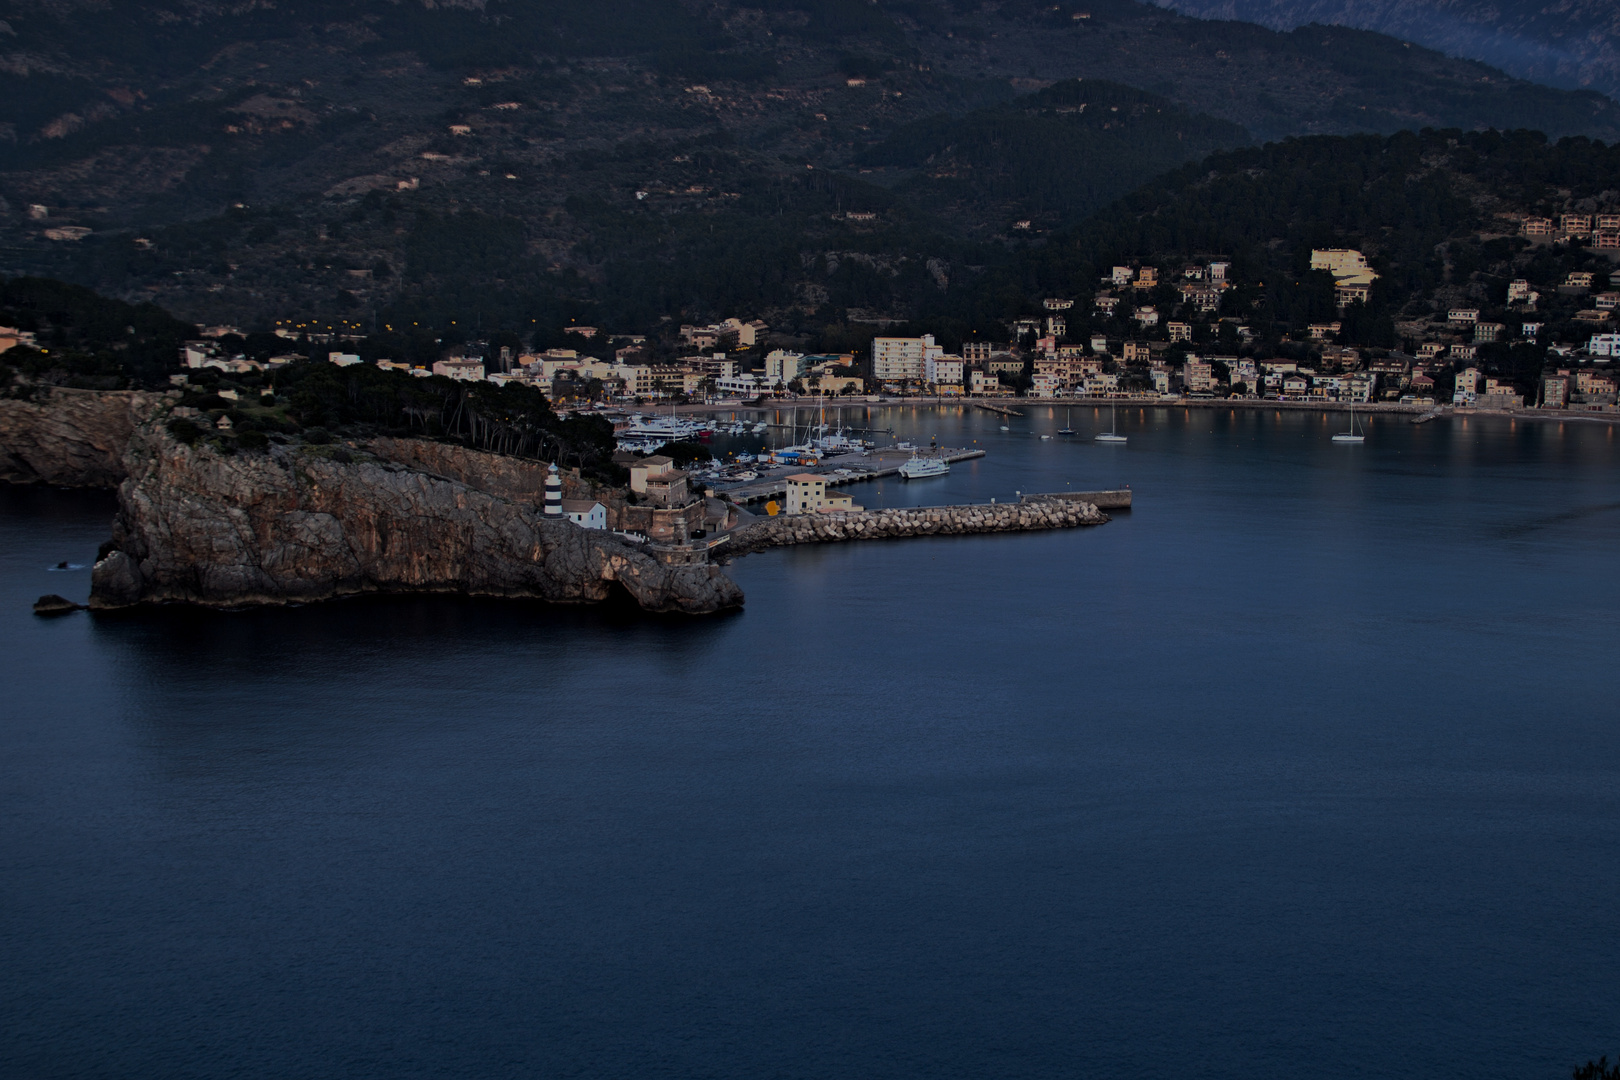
[[2, 0, 1619, 340]]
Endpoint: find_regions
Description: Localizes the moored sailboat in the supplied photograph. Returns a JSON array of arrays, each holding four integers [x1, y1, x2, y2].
[[1332, 400, 1366, 443], [1094, 400, 1127, 443]]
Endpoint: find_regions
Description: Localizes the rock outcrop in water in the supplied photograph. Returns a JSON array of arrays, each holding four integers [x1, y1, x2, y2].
[[3, 388, 742, 614]]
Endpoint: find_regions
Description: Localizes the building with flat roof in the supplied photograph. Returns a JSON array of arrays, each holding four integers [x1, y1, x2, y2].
[[784, 474, 861, 515], [871, 335, 938, 384]]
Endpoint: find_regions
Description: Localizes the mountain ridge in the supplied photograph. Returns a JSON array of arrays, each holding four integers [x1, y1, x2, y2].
[[1148, 0, 1620, 100], [3, 0, 1620, 333]]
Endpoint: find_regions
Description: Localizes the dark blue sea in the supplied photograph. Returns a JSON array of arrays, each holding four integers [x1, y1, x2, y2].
[[3, 406, 1618, 1080]]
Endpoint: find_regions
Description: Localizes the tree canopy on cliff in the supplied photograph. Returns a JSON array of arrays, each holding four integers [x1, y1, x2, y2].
[[0, 276, 195, 389], [272, 361, 618, 477]]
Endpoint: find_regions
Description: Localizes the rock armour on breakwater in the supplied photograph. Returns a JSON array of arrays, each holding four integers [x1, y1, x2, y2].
[[726, 499, 1107, 555]]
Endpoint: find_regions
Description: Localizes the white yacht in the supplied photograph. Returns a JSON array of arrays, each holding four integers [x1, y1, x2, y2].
[[899, 454, 950, 479], [621, 414, 707, 440]]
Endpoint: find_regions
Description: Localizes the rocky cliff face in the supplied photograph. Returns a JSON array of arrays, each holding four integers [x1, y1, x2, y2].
[[89, 419, 743, 614], [0, 387, 165, 487], [365, 438, 596, 503]]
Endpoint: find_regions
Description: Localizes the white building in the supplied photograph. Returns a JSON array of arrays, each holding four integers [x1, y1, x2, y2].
[[561, 499, 607, 530], [1311, 249, 1378, 286], [1453, 366, 1482, 404], [714, 373, 763, 396], [785, 473, 858, 515], [871, 334, 937, 384], [764, 349, 807, 386], [1231, 359, 1261, 394], [328, 352, 361, 367], [432, 358, 485, 381], [1589, 334, 1620, 357], [925, 354, 964, 386]]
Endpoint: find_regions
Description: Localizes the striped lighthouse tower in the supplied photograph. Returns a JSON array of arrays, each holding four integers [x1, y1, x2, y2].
[[544, 463, 563, 516]]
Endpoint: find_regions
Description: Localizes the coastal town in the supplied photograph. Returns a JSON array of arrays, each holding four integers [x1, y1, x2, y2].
[[117, 224, 1620, 424]]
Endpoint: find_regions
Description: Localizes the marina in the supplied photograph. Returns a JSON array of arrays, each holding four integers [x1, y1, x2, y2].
[[712, 446, 987, 505]]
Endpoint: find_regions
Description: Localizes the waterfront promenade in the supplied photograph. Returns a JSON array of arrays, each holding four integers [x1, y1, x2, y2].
[[615, 396, 1620, 429]]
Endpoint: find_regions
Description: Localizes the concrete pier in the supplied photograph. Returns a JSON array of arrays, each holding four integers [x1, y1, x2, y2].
[[1036, 489, 1132, 510]]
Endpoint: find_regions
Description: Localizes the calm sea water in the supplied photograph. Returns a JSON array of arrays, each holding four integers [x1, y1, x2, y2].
[[3, 406, 1618, 1080]]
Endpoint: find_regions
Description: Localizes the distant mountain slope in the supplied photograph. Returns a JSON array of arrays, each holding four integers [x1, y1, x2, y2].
[[1147, 0, 1620, 99], [858, 81, 1251, 232], [1, 0, 1619, 332]]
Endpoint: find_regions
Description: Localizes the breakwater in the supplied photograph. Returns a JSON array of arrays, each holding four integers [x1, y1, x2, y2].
[[725, 496, 1108, 556]]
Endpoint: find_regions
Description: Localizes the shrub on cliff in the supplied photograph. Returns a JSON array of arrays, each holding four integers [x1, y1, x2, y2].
[[236, 430, 270, 451], [167, 418, 203, 445]]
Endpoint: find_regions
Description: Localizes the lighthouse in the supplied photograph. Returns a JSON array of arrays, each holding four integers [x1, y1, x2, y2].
[[544, 463, 563, 516]]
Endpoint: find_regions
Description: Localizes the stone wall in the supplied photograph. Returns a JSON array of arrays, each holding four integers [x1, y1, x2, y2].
[[725, 498, 1107, 555]]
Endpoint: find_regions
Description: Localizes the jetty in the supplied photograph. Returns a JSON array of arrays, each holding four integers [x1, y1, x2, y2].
[[715, 446, 985, 505], [726, 492, 1111, 556], [974, 402, 1024, 417], [1044, 489, 1132, 510]]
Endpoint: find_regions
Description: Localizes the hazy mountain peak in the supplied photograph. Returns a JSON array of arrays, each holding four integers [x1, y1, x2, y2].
[[1148, 0, 1620, 99]]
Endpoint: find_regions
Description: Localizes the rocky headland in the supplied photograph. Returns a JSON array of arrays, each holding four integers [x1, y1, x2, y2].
[[1, 388, 743, 614]]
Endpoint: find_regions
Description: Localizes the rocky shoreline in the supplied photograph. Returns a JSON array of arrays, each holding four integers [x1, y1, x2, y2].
[[3, 388, 743, 614], [3, 389, 1111, 616]]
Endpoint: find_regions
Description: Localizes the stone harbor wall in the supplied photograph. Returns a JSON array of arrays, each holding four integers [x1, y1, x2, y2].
[[725, 498, 1107, 555]]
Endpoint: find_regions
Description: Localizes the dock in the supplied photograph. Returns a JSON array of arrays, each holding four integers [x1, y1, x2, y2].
[[974, 402, 1024, 417], [1037, 489, 1132, 510], [715, 447, 986, 505]]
